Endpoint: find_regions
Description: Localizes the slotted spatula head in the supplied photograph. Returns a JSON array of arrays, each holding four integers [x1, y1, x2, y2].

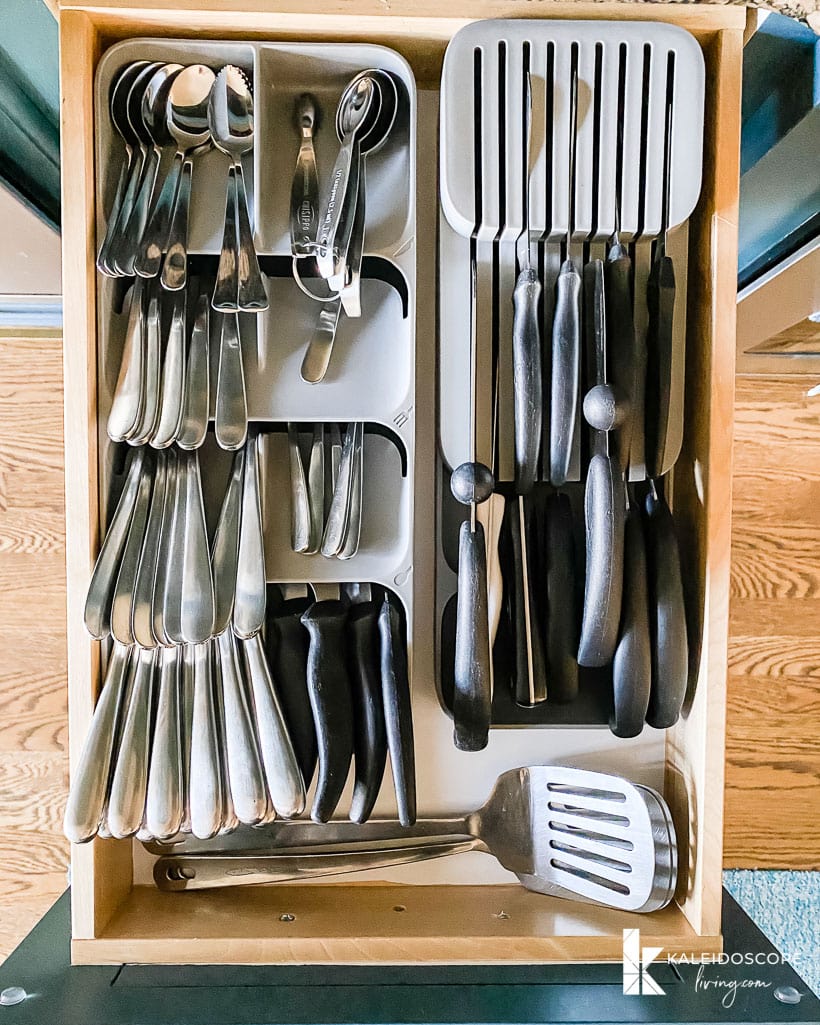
[[478, 766, 677, 913]]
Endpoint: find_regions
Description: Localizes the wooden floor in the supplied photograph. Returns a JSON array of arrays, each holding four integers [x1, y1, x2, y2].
[[0, 332, 69, 962], [0, 333, 817, 960], [725, 373, 820, 869]]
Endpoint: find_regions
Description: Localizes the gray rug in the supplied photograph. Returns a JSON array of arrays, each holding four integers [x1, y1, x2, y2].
[[724, 870, 820, 997]]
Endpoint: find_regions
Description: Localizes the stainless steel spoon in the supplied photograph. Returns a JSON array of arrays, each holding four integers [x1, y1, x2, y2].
[[111, 63, 182, 276], [97, 60, 151, 276], [210, 65, 267, 312], [136, 64, 215, 281]]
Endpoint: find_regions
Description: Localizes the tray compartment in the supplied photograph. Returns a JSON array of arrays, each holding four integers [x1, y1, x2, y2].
[[95, 38, 259, 258], [255, 42, 416, 258]]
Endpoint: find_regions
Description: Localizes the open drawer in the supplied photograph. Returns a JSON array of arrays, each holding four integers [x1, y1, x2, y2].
[[60, 0, 742, 965]]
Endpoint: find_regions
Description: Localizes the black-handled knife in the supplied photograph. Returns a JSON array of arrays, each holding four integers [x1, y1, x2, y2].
[[605, 243, 637, 476], [301, 592, 354, 822], [452, 520, 492, 751], [378, 591, 416, 827], [645, 250, 676, 480], [265, 589, 316, 788], [611, 501, 651, 737], [347, 589, 388, 825], [644, 484, 688, 729]]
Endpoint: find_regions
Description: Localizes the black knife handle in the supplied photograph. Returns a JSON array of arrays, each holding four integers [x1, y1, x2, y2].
[[605, 250, 637, 475], [644, 487, 688, 729], [453, 521, 492, 752], [546, 493, 579, 703], [578, 453, 626, 668], [645, 253, 676, 479], [512, 265, 543, 495], [348, 600, 388, 824], [301, 600, 354, 822], [611, 505, 651, 737], [378, 594, 416, 826], [267, 598, 316, 787], [508, 497, 547, 706], [550, 259, 581, 487]]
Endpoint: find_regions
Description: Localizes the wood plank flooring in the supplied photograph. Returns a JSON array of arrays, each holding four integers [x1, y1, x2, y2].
[[725, 374, 820, 868], [0, 335, 817, 958], [0, 332, 69, 961]]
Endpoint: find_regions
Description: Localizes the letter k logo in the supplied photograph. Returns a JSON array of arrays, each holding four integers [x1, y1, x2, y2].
[[623, 929, 666, 996]]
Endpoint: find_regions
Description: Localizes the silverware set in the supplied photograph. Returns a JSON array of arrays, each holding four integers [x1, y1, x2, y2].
[[290, 72, 398, 383], [288, 422, 364, 559], [66, 579, 414, 842], [98, 60, 265, 313], [63, 634, 305, 843]]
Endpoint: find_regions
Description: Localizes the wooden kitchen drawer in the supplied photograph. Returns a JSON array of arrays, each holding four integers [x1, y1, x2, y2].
[[59, 0, 742, 966]]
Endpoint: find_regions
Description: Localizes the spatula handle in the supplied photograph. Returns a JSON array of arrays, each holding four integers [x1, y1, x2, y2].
[[155, 839, 477, 892]]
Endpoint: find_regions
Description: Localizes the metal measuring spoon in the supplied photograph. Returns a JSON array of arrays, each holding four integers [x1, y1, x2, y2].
[[210, 65, 267, 312], [290, 93, 320, 257], [97, 60, 151, 276], [136, 64, 215, 281], [111, 63, 182, 276], [315, 74, 377, 281], [334, 69, 398, 303]]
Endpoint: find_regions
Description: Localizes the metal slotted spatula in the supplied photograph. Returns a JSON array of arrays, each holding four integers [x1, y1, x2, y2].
[[154, 766, 676, 913]]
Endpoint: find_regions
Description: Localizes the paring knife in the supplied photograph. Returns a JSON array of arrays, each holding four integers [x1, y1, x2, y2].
[[264, 584, 317, 788], [611, 497, 651, 738], [301, 585, 354, 822], [644, 483, 688, 729], [346, 583, 388, 824], [378, 589, 416, 827]]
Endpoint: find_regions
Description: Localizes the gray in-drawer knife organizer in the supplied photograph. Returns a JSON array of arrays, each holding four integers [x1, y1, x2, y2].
[[437, 21, 704, 748]]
